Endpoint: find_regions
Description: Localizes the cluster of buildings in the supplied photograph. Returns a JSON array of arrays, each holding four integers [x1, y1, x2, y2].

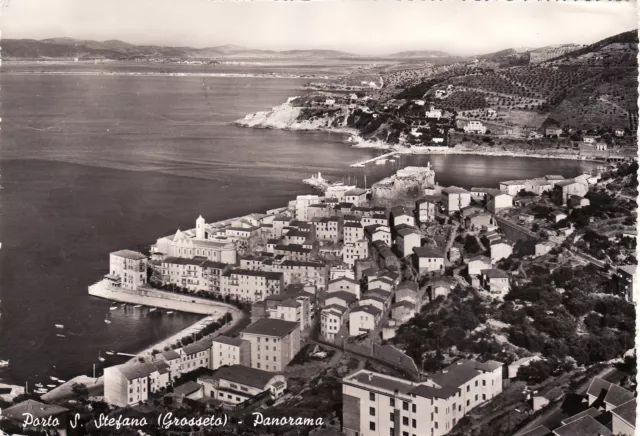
[[519, 376, 636, 436]]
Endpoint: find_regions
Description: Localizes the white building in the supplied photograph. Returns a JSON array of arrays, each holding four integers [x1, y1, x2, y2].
[[295, 195, 323, 221], [240, 319, 301, 372], [426, 106, 443, 119], [348, 305, 381, 336], [341, 359, 503, 436], [345, 188, 368, 207], [441, 187, 471, 214], [464, 121, 487, 134], [321, 304, 347, 341], [104, 360, 170, 407], [413, 246, 445, 274], [344, 222, 365, 244], [198, 365, 286, 406], [211, 335, 251, 370], [490, 240, 513, 263], [108, 250, 148, 290], [343, 240, 369, 268], [328, 277, 361, 299]]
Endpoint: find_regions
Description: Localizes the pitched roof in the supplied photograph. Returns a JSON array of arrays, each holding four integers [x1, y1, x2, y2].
[[467, 255, 492, 263], [481, 268, 509, 279], [586, 376, 611, 399], [396, 225, 421, 236], [173, 381, 203, 397], [345, 188, 367, 196], [351, 305, 382, 316], [111, 249, 147, 260], [604, 383, 634, 408], [212, 335, 244, 347], [162, 350, 181, 360], [560, 408, 601, 425], [519, 426, 552, 436], [182, 339, 213, 356], [611, 399, 636, 428], [413, 246, 443, 258], [430, 360, 482, 391], [327, 291, 358, 303], [2, 400, 69, 421], [556, 179, 579, 187], [230, 268, 283, 280], [241, 319, 299, 337], [442, 186, 470, 194], [213, 364, 278, 389], [397, 281, 418, 291], [552, 415, 611, 436], [329, 276, 359, 285]]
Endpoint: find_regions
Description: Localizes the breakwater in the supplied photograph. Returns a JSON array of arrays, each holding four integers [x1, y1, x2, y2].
[[88, 280, 240, 316]]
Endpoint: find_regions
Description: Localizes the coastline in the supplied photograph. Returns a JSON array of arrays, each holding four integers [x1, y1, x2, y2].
[[234, 103, 611, 164]]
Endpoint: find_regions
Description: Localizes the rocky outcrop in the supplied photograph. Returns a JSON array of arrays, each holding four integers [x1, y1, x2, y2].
[[372, 165, 436, 200]]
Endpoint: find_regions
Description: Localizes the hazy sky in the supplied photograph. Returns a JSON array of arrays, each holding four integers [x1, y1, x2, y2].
[[1, 0, 636, 55]]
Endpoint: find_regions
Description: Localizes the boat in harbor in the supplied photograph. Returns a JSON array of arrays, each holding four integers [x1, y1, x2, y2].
[[35, 383, 43, 388], [109, 306, 117, 311], [57, 379, 66, 383], [54, 324, 64, 329], [166, 311, 173, 314], [375, 159, 388, 165], [351, 163, 365, 168], [134, 304, 141, 308], [47, 384, 56, 388], [34, 388, 48, 394], [0, 360, 8, 368], [50, 376, 59, 381], [149, 308, 156, 312], [98, 351, 105, 362], [56, 334, 65, 338], [104, 319, 111, 324]]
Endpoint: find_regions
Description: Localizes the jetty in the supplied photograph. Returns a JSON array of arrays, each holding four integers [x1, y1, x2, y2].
[[349, 151, 400, 168]]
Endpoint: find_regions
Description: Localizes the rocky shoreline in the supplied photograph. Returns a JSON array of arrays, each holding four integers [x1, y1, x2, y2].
[[235, 102, 605, 163]]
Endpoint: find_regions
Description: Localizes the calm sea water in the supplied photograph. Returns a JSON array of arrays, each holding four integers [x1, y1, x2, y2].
[[0, 65, 598, 385]]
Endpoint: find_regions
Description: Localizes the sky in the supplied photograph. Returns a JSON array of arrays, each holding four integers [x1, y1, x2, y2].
[[0, 0, 637, 56]]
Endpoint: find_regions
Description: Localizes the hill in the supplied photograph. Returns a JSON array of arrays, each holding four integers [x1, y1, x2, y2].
[[2, 38, 358, 60], [386, 49, 453, 59]]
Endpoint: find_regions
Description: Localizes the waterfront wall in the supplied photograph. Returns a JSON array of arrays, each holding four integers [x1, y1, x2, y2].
[[88, 280, 240, 316]]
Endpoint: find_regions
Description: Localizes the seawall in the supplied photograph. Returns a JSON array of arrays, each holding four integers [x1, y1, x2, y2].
[[88, 280, 240, 316]]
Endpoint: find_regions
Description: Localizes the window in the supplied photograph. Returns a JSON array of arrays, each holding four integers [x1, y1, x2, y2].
[[482, 380, 486, 387], [370, 392, 375, 401], [475, 394, 478, 401], [435, 422, 438, 429], [403, 432, 409, 436], [402, 417, 408, 426], [390, 412, 395, 421], [412, 419, 416, 428], [466, 400, 470, 406], [390, 398, 395, 407], [403, 401, 409, 411], [389, 429, 394, 436], [370, 407, 375, 416], [412, 404, 416, 413], [369, 422, 376, 431], [458, 405, 461, 412], [475, 380, 478, 387], [466, 386, 470, 392], [435, 407, 438, 413], [482, 394, 486, 401]]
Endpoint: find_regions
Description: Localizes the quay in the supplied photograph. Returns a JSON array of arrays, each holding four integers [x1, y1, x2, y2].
[[349, 151, 400, 167]]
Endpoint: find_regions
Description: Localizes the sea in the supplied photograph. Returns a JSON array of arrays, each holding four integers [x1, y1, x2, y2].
[[0, 62, 599, 386]]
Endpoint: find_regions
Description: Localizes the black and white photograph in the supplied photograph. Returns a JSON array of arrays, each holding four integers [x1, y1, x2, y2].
[[0, 1, 637, 435]]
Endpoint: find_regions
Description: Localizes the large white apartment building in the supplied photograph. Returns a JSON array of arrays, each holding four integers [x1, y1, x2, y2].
[[295, 195, 323, 221], [108, 250, 148, 290], [160, 257, 230, 293], [220, 269, 284, 302], [342, 359, 503, 436], [240, 319, 301, 372], [104, 360, 170, 407], [211, 335, 251, 370]]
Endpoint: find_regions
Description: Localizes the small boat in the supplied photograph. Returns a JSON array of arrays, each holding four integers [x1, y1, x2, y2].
[[109, 306, 117, 311], [0, 360, 8, 367], [47, 384, 56, 388], [104, 319, 111, 324], [35, 383, 43, 388], [98, 352, 105, 362], [149, 308, 156, 312], [34, 388, 48, 394], [57, 379, 66, 383], [55, 324, 64, 329], [50, 376, 59, 381], [133, 305, 141, 308], [56, 334, 65, 338], [166, 311, 173, 314], [105, 351, 115, 355]]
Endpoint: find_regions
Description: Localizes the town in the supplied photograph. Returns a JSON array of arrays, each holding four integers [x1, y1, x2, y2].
[[1, 157, 635, 436]]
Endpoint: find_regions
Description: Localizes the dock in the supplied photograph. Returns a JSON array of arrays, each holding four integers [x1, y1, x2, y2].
[[349, 152, 400, 168]]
